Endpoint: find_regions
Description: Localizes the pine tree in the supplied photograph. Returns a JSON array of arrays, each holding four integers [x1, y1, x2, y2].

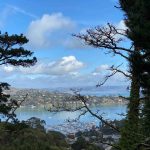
[[119, 50, 142, 150], [74, 1, 150, 148], [119, 0, 150, 50], [0, 32, 37, 122], [119, 0, 150, 148], [73, 23, 143, 149]]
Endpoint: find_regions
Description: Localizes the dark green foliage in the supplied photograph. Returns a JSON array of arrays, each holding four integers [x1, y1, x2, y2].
[[0, 83, 19, 122], [0, 32, 37, 122], [142, 98, 150, 137], [0, 32, 37, 66], [0, 31, 70, 150], [139, 56, 150, 138], [140, 55, 150, 139], [72, 136, 101, 150], [119, 0, 150, 149], [127, 51, 141, 123], [119, 0, 150, 49], [118, 46, 142, 149], [0, 119, 69, 150], [119, 120, 143, 150], [72, 1, 150, 149], [24, 117, 46, 131]]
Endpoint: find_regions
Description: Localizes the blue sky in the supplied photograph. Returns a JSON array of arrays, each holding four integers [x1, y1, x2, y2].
[[0, 0, 130, 88]]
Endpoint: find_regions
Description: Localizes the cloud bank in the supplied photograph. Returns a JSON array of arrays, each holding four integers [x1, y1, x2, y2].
[[27, 13, 75, 48]]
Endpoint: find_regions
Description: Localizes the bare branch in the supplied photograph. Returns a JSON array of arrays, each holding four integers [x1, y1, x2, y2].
[[111, 48, 129, 60], [96, 63, 131, 88], [73, 23, 133, 60], [76, 109, 88, 120], [96, 70, 117, 87], [73, 92, 120, 132], [109, 64, 131, 78]]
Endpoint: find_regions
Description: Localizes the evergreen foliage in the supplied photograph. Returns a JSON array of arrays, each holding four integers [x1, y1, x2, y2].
[[0, 32, 37, 122], [119, 0, 150, 49], [0, 119, 69, 150], [119, 0, 150, 149], [72, 136, 101, 150]]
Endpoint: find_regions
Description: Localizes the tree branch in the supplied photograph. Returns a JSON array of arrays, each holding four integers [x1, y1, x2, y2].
[[73, 92, 120, 132], [109, 64, 131, 78], [73, 23, 133, 60]]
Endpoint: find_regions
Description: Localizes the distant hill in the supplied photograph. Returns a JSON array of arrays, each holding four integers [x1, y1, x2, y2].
[[5, 86, 128, 108]]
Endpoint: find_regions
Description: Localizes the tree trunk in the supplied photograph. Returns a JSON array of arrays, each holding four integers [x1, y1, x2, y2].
[[119, 47, 141, 150]]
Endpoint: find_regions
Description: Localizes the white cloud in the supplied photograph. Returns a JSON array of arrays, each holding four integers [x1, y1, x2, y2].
[[108, 20, 128, 42], [3, 66, 14, 72], [51, 56, 84, 74], [92, 64, 109, 75], [117, 20, 127, 30], [27, 13, 75, 48], [0, 62, 128, 88], [2, 56, 85, 76], [5, 70, 127, 89], [94, 64, 109, 73]]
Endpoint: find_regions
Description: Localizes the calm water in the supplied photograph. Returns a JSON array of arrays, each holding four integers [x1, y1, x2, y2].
[[1, 86, 129, 131], [16, 104, 127, 128]]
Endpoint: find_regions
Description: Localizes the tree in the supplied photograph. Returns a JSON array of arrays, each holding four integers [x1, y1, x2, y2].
[[73, 19, 149, 148], [119, 0, 150, 148], [0, 32, 36, 66], [119, 0, 150, 50], [0, 32, 37, 122], [0, 119, 69, 150], [74, 1, 150, 149], [72, 136, 101, 150]]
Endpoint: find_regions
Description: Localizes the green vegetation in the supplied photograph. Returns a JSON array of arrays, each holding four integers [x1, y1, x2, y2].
[[118, 1, 150, 149], [0, 1, 150, 149], [72, 137, 101, 150], [0, 32, 36, 122], [73, 0, 150, 149], [0, 118, 69, 150]]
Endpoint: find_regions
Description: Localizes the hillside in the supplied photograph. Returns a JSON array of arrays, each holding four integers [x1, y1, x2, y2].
[[6, 88, 128, 109]]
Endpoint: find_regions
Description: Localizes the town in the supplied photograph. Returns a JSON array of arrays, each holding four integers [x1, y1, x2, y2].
[[8, 88, 128, 109]]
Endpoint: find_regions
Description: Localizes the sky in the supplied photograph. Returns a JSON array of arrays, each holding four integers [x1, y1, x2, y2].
[[0, 0, 130, 89]]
